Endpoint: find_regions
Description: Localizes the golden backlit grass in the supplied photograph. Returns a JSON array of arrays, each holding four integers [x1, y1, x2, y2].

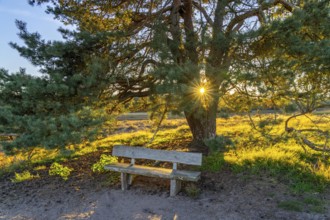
[[1, 114, 329, 192]]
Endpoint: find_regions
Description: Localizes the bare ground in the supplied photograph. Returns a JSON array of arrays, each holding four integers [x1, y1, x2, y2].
[[0, 151, 329, 220]]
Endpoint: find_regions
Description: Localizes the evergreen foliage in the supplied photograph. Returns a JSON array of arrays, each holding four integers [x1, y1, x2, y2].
[[0, 22, 114, 153], [0, 0, 329, 153], [232, 1, 330, 113]]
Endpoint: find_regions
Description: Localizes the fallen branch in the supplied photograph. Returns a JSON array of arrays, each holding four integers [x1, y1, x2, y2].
[[285, 114, 330, 153]]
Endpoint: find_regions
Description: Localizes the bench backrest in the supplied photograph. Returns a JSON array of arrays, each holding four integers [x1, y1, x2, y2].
[[112, 145, 202, 166]]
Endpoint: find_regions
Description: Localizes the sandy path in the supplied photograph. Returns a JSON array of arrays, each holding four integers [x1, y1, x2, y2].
[[1, 186, 329, 220], [0, 154, 329, 220]]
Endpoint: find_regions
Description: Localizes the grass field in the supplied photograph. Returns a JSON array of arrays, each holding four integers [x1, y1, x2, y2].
[[1, 114, 329, 193]]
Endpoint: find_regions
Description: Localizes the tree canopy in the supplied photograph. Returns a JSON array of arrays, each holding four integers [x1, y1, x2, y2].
[[0, 0, 329, 153]]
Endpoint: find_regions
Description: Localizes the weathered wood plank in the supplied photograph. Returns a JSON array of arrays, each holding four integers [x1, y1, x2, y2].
[[121, 173, 128, 190], [172, 170, 201, 181], [128, 174, 135, 185], [104, 163, 201, 181], [0, 133, 19, 137], [170, 179, 182, 196], [129, 158, 135, 185], [112, 146, 202, 166]]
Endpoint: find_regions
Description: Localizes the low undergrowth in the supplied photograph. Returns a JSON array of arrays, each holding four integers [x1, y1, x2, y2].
[[11, 170, 39, 183], [0, 115, 329, 197]]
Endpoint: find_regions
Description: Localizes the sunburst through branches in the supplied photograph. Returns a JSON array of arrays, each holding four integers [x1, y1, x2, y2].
[[187, 79, 213, 109]]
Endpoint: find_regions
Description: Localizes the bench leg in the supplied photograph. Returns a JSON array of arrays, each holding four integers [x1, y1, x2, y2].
[[121, 173, 129, 190], [128, 174, 135, 185], [170, 179, 181, 196]]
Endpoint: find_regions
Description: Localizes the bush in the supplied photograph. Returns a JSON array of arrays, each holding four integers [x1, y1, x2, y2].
[[91, 154, 118, 173], [11, 170, 39, 183], [204, 135, 233, 153], [185, 183, 201, 198], [202, 152, 225, 172], [49, 162, 73, 180]]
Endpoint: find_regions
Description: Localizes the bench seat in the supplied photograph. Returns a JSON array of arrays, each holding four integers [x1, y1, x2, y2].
[[105, 163, 201, 181], [104, 146, 202, 196]]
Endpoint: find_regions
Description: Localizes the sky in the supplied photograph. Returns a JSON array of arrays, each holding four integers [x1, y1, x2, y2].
[[0, 0, 66, 76]]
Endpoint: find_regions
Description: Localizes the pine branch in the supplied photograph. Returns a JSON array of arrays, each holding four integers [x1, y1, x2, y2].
[[285, 113, 330, 153], [192, 1, 213, 26], [226, 0, 294, 34]]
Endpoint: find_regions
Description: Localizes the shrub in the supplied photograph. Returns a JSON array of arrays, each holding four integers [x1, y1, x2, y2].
[[204, 135, 233, 153], [91, 154, 118, 173], [11, 170, 39, 183], [202, 152, 225, 172], [49, 162, 73, 180], [185, 183, 201, 198]]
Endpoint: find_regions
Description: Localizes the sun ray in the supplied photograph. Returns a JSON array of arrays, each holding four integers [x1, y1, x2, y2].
[[185, 79, 214, 109]]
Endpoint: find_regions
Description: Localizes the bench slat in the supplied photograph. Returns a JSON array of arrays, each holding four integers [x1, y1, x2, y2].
[[112, 146, 202, 166], [104, 163, 201, 181]]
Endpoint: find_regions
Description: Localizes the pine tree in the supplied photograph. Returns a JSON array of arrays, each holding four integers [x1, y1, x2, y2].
[[0, 24, 114, 153], [232, 0, 330, 113], [1, 0, 329, 153]]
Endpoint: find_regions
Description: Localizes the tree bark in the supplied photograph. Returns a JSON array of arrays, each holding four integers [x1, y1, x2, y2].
[[184, 0, 228, 151], [182, 0, 198, 64], [181, 0, 219, 152], [184, 92, 219, 150]]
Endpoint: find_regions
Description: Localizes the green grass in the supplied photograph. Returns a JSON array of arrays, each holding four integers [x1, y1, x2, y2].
[[0, 114, 329, 193], [278, 200, 304, 212], [278, 196, 326, 213], [185, 183, 201, 198], [202, 152, 226, 172], [100, 172, 121, 187], [303, 197, 323, 206], [219, 115, 330, 193]]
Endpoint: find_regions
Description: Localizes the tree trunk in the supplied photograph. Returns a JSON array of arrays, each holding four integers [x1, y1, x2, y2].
[[179, 0, 221, 153], [184, 94, 219, 152]]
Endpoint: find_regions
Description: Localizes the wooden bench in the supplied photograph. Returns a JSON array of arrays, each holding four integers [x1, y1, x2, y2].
[[104, 146, 202, 196], [0, 133, 18, 141]]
